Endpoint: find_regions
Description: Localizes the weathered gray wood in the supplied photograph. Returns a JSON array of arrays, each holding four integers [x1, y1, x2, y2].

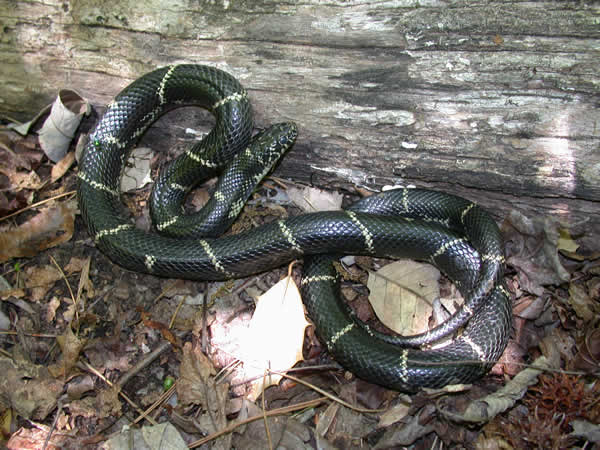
[[1, 1, 599, 250]]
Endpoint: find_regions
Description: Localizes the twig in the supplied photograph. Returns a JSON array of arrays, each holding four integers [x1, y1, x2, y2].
[[49, 255, 78, 325], [267, 369, 384, 414], [262, 371, 273, 450], [0, 330, 58, 338], [132, 382, 178, 425], [201, 281, 208, 353], [42, 396, 64, 450], [187, 397, 328, 448], [116, 340, 172, 389], [170, 295, 186, 330], [0, 190, 76, 223], [82, 361, 158, 426]]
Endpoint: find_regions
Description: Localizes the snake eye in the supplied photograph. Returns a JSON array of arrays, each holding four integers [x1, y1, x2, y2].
[[94, 139, 101, 148]]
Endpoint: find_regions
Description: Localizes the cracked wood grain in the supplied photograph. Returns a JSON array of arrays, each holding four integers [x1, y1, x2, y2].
[[1, 0, 598, 250]]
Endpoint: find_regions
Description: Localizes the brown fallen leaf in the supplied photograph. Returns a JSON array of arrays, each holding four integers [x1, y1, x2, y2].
[[568, 282, 596, 322], [0, 190, 28, 217], [378, 401, 411, 428], [4, 169, 43, 191], [83, 333, 134, 374], [0, 356, 64, 420], [503, 210, 570, 296], [177, 341, 230, 448], [66, 374, 95, 400], [64, 256, 90, 275], [0, 287, 26, 301], [66, 385, 122, 423], [48, 326, 87, 378], [45, 296, 62, 323], [23, 265, 62, 302], [572, 328, 600, 373], [0, 409, 11, 445], [75, 256, 94, 305], [50, 151, 76, 183], [0, 138, 33, 173], [7, 425, 69, 449], [460, 356, 550, 423], [0, 201, 76, 263], [142, 318, 180, 348], [94, 385, 122, 419], [233, 401, 312, 449]]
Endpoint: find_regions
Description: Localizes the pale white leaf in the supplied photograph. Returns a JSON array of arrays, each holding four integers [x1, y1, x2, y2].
[[378, 399, 411, 428], [240, 276, 309, 400], [101, 422, 187, 450], [367, 260, 441, 335], [287, 186, 343, 212], [121, 147, 154, 192], [39, 90, 90, 162]]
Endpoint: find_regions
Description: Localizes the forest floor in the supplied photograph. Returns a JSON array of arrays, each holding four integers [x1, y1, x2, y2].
[[0, 116, 599, 449]]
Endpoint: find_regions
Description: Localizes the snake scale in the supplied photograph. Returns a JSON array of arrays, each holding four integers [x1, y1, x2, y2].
[[77, 64, 512, 391]]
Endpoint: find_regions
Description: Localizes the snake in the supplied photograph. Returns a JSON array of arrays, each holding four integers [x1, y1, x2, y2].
[[77, 64, 512, 392]]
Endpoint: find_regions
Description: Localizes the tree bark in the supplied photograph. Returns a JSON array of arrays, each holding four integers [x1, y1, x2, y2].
[[1, 1, 599, 250]]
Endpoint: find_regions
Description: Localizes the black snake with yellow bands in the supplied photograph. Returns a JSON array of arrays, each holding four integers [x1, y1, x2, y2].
[[77, 64, 512, 391]]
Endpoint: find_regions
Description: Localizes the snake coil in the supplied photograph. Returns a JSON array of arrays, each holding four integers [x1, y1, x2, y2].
[[78, 64, 512, 391]]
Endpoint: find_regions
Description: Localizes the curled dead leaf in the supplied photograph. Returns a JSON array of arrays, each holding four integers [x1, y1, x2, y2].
[[572, 327, 600, 373], [0, 201, 76, 263], [50, 151, 76, 183], [38, 89, 90, 162], [459, 356, 549, 423]]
